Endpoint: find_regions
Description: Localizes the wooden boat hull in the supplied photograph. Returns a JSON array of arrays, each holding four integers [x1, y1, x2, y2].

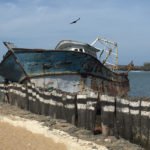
[[0, 49, 129, 96]]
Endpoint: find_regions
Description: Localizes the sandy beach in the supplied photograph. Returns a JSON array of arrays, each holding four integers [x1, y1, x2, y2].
[[0, 103, 143, 150], [0, 115, 107, 150], [0, 121, 66, 150]]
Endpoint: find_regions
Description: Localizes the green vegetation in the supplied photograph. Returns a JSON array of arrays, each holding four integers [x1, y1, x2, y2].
[[118, 62, 150, 71], [143, 62, 150, 71]]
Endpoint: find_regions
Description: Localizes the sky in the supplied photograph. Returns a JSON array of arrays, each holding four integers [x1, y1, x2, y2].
[[0, 0, 150, 65]]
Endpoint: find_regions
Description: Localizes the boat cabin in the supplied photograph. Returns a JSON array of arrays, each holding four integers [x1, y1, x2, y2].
[[55, 40, 100, 58]]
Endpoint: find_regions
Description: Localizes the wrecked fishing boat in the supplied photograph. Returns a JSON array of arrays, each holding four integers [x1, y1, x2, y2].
[[0, 37, 129, 96]]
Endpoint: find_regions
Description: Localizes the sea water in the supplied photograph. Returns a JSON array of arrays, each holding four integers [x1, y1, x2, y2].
[[128, 71, 150, 97]]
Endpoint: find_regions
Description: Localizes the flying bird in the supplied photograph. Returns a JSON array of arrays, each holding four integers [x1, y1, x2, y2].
[[70, 17, 80, 24]]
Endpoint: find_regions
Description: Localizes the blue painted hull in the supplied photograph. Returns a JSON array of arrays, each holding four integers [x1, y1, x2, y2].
[[0, 49, 129, 96], [0, 49, 127, 82]]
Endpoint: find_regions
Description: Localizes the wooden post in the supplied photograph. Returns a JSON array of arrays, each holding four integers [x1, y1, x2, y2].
[[100, 95, 115, 136]]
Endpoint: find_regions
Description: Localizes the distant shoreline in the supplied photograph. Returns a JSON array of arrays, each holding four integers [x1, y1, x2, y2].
[[118, 65, 150, 71]]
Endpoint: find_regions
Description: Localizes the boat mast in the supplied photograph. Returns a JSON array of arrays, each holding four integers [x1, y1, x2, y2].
[[91, 37, 118, 70]]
